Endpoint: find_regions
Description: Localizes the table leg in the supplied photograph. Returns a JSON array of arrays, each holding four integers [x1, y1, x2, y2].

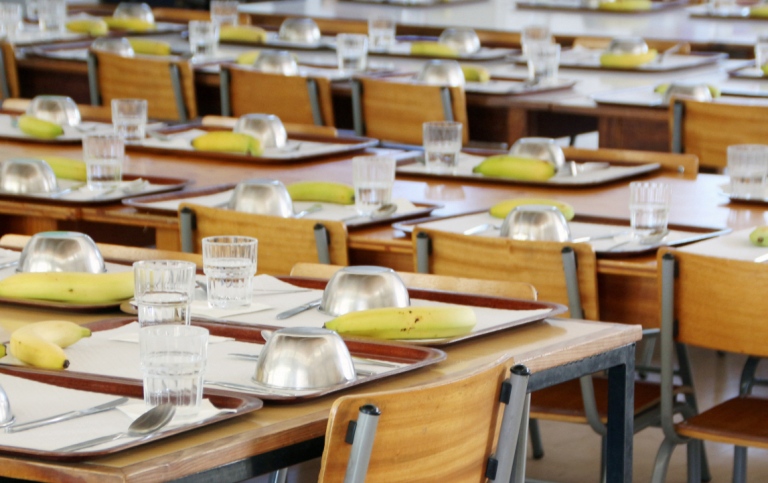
[[606, 344, 635, 482]]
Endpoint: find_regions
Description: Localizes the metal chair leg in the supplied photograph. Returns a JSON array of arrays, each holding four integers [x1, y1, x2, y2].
[[686, 440, 701, 483], [267, 468, 288, 483], [528, 419, 544, 459], [650, 437, 677, 483], [733, 446, 748, 483]]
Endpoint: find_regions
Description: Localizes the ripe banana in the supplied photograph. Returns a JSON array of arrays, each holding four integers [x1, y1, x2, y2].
[[599, 50, 658, 68], [598, 0, 652, 10], [461, 64, 490, 83], [17, 115, 64, 140], [410, 41, 459, 58], [0, 271, 134, 304], [287, 181, 355, 205], [191, 131, 263, 156], [236, 49, 261, 65], [103, 17, 155, 32], [66, 18, 108, 36], [654, 83, 721, 98], [127, 38, 172, 56], [490, 198, 575, 221], [10, 320, 91, 370], [751, 4, 768, 17], [750, 226, 768, 247], [324, 305, 476, 340], [472, 155, 556, 181], [220, 25, 267, 43], [0, 343, 5, 358], [39, 156, 87, 181]]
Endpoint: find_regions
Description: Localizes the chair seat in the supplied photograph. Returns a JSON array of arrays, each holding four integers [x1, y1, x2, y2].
[[676, 396, 768, 449], [529, 377, 664, 424]]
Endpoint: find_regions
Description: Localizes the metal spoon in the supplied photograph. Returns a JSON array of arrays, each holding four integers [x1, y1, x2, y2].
[[293, 203, 323, 219], [275, 299, 322, 319], [0, 384, 14, 429], [56, 403, 175, 452], [341, 203, 398, 223]]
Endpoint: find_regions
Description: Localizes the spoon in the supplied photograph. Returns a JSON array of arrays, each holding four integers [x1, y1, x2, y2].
[[293, 203, 323, 219], [56, 403, 176, 452], [0, 384, 14, 429], [341, 203, 397, 223]]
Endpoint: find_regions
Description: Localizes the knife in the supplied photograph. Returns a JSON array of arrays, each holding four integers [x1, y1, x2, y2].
[[275, 299, 322, 320], [7, 397, 129, 433]]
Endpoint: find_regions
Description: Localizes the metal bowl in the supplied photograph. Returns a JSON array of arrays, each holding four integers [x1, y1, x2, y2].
[[254, 326, 356, 390], [26, 95, 81, 127], [113, 2, 155, 23], [278, 17, 321, 44], [228, 178, 294, 217], [500, 205, 571, 241], [91, 37, 135, 56], [0, 158, 58, 194], [438, 27, 481, 55], [417, 59, 465, 87], [252, 50, 299, 75], [509, 137, 566, 172], [606, 37, 649, 55], [661, 82, 713, 104], [18, 231, 106, 273], [320, 265, 410, 317], [234, 114, 288, 149]]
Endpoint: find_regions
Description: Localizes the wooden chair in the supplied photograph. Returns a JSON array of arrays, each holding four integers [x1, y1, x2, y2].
[[177, 203, 349, 276], [200, 115, 338, 138], [290, 262, 538, 301], [350, 76, 469, 146], [87, 49, 197, 122], [317, 357, 531, 483], [653, 248, 768, 483], [670, 98, 768, 172], [219, 64, 335, 126], [0, 41, 19, 100]]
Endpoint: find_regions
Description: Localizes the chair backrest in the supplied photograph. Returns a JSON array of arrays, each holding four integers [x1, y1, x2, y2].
[[413, 228, 599, 320], [219, 64, 335, 126], [87, 49, 198, 122], [562, 146, 699, 177], [0, 41, 19, 99], [318, 357, 514, 483], [289, 262, 538, 301], [670, 98, 768, 172], [178, 203, 350, 275], [351, 76, 469, 146]]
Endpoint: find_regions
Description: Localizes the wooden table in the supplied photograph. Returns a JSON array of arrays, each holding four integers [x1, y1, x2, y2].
[[0, 297, 641, 482]]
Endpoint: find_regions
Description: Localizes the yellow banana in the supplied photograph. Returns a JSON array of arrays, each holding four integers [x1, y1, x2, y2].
[[127, 38, 172, 56], [599, 50, 658, 68], [287, 181, 355, 205], [0, 343, 5, 358], [17, 115, 64, 139], [324, 305, 476, 340], [489, 198, 575, 221], [10, 320, 91, 370], [472, 155, 556, 181], [103, 17, 155, 32], [0, 271, 134, 304], [461, 64, 490, 83], [191, 131, 263, 156], [751, 4, 768, 16], [220, 25, 267, 43], [39, 156, 87, 181], [236, 49, 261, 65], [598, 0, 652, 10], [410, 41, 459, 58], [66, 18, 108, 36]]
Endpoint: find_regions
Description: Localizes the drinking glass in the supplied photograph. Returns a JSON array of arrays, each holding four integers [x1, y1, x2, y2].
[[140, 324, 208, 417], [336, 33, 368, 72], [202, 236, 258, 309], [521, 23, 552, 57], [210, 0, 239, 28], [352, 155, 395, 216], [0, 3, 23, 39], [133, 260, 197, 327], [727, 144, 768, 199], [755, 35, 768, 71], [423, 121, 463, 174], [82, 133, 124, 190], [629, 182, 671, 244], [188, 20, 219, 61], [111, 98, 148, 143], [36, 0, 65, 33], [368, 14, 396, 51], [526, 42, 560, 84]]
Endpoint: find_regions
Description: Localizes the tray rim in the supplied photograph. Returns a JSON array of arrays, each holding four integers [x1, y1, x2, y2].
[[0, 362, 263, 462], [464, 77, 578, 96], [515, 0, 689, 13], [521, 49, 727, 73]]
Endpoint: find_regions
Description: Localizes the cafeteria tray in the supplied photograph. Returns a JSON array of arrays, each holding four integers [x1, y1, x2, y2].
[[396, 151, 661, 187], [391, 210, 731, 257], [591, 82, 768, 107], [129, 127, 379, 164], [0, 365, 262, 461], [728, 64, 768, 80], [527, 49, 727, 73], [0, 112, 113, 144], [365, 38, 517, 62], [0, 316, 448, 403], [464, 77, 577, 95], [121, 183, 444, 229], [516, 0, 689, 12], [688, 4, 764, 19]]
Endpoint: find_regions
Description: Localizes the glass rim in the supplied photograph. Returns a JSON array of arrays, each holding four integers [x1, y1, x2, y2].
[[201, 235, 258, 245], [139, 324, 209, 339], [132, 259, 198, 269]]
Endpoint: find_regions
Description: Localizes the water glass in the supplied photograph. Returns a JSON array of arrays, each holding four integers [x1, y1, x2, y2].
[[0, 3, 23, 39], [210, 0, 239, 28], [82, 133, 124, 190], [36, 0, 65, 33], [188, 20, 219, 61], [202, 236, 258, 309], [368, 15, 396, 51], [521, 24, 552, 56], [526, 42, 561, 84], [727, 144, 768, 199], [336, 33, 368, 72], [133, 260, 197, 327], [111, 98, 148, 143], [755, 35, 768, 71], [140, 324, 208, 417], [352, 155, 396, 216], [629, 182, 671, 245], [423, 121, 463, 174], [25, 0, 37, 21]]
